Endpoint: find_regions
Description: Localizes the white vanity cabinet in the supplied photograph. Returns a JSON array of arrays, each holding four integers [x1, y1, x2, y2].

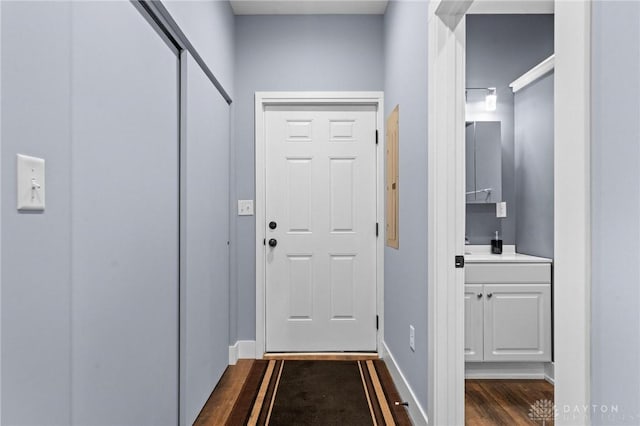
[[464, 261, 552, 363]]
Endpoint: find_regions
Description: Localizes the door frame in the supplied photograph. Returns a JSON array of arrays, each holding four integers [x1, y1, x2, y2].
[[255, 91, 385, 358], [427, 2, 591, 425]]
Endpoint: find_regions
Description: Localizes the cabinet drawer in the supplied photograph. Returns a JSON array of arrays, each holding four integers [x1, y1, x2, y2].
[[465, 263, 551, 284]]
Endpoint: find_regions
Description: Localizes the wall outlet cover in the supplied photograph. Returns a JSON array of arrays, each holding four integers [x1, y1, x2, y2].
[[496, 201, 507, 218]]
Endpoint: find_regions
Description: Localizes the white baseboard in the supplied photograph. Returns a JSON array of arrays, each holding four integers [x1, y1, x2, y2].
[[544, 362, 555, 384], [229, 342, 239, 365], [465, 362, 554, 380], [229, 340, 257, 365], [381, 341, 428, 426]]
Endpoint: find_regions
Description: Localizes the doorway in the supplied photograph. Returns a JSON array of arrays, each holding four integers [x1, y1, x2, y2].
[[463, 13, 556, 423], [255, 92, 385, 356], [427, 1, 591, 424]]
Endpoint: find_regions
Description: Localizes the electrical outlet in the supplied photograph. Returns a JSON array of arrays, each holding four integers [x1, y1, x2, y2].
[[409, 325, 415, 352], [496, 201, 507, 218]]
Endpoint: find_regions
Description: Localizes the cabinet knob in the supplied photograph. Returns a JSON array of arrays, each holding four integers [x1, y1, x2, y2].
[[477, 293, 483, 299], [487, 293, 493, 298]]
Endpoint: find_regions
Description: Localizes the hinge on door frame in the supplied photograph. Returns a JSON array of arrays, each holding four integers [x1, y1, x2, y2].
[[375, 130, 379, 145], [263, 238, 266, 246], [376, 223, 379, 237], [376, 315, 379, 330], [455, 255, 465, 268]]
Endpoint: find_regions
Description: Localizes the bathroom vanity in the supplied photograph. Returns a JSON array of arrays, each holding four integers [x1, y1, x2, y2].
[[464, 246, 552, 377]]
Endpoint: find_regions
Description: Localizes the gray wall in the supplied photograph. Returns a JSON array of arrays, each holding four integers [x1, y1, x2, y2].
[[591, 1, 640, 423], [466, 14, 554, 245], [232, 15, 384, 342], [514, 72, 554, 259], [1, 3, 73, 423], [383, 0, 429, 412]]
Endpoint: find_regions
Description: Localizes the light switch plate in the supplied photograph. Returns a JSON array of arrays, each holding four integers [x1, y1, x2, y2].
[[409, 325, 415, 352], [17, 154, 45, 211], [496, 201, 507, 218], [238, 199, 254, 216]]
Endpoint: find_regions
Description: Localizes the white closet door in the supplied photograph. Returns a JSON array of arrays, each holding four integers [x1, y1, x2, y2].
[[71, 3, 179, 425], [180, 52, 230, 426]]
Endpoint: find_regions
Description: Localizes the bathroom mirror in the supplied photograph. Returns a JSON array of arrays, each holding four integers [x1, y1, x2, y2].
[[466, 121, 502, 203]]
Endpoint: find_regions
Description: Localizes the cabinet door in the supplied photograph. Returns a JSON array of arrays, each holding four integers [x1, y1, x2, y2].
[[464, 284, 484, 361], [483, 284, 551, 362]]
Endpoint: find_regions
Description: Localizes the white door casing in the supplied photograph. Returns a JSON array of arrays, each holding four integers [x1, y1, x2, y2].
[[428, 1, 591, 425], [256, 92, 384, 356]]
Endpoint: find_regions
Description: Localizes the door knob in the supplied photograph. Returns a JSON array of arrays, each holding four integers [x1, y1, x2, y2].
[[268, 238, 278, 247], [269, 221, 277, 230], [487, 293, 493, 298], [477, 293, 483, 299]]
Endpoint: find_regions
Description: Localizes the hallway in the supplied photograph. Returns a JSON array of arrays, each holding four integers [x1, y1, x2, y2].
[[194, 358, 411, 425]]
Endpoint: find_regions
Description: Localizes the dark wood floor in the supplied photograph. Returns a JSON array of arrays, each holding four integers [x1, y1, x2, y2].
[[466, 379, 554, 425], [194, 356, 379, 426], [195, 363, 554, 425]]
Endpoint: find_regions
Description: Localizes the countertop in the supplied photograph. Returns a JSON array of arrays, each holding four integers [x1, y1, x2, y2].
[[464, 245, 552, 264]]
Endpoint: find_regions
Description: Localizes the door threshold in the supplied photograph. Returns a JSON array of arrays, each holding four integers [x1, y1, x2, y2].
[[263, 352, 379, 361]]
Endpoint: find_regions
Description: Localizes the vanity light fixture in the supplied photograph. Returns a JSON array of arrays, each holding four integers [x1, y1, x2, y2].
[[465, 87, 498, 112]]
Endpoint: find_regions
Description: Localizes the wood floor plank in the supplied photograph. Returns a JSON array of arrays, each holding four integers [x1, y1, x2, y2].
[[193, 359, 254, 426], [466, 379, 554, 426]]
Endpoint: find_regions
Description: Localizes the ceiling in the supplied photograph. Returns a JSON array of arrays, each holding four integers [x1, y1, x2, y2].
[[230, 0, 389, 15], [230, 0, 554, 16]]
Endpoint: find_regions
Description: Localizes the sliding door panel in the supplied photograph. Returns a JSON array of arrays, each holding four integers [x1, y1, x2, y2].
[[180, 52, 230, 425], [71, 3, 179, 424]]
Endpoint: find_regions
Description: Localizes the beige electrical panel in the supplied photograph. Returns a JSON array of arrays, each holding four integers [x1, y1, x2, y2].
[[386, 105, 399, 249]]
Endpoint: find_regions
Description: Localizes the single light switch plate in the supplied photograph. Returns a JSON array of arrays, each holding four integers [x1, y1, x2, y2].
[[238, 199, 254, 216], [496, 201, 507, 218], [409, 325, 415, 352], [17, 154, 45, 211]]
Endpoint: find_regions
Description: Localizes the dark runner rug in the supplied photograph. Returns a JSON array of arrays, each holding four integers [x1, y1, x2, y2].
[[226, 359, 412, 426]]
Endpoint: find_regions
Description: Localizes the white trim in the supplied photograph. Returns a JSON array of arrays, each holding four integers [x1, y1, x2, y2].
[[380, 342, 428, 426], [467, 0, 554, 15], [427, 2, 469, 425], [510, 55, 555, 93], [554, 2, 591, 424], [238, 340, 256, 359], [465, 362, 551, 380], [229, 340, 257, 365], [254, 91, 385, 359], [228, 342, 239, 366], [0, 2, 3, 420], [428, 1, 591, 425], [545, 362, 555, 385]]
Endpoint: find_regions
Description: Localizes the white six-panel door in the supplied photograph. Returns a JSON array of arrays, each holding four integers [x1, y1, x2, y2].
[[264, 104, 378, 352]]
